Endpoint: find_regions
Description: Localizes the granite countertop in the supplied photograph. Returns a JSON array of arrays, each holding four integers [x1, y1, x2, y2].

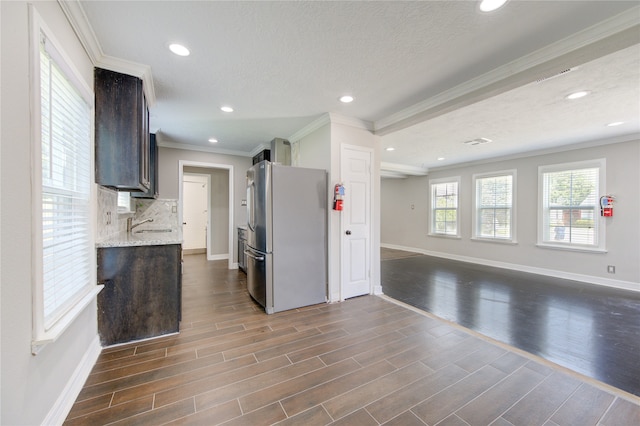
[[97, 230, 183, 248]]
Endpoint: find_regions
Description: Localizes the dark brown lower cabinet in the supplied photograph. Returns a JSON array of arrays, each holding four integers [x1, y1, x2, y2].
[[97, 244, 182, 346]]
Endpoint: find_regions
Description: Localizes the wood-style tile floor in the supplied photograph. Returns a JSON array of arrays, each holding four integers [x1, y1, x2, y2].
[[380, 249, 640, 397], [64, 254, 640, 425]]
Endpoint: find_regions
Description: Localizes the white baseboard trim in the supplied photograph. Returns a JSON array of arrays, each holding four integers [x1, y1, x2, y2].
[[207, 253, 229, 261], [381, 243, 639, 293], [43, 334, 102, 425]]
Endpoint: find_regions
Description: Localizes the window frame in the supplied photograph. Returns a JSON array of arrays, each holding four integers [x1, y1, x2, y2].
[[429, 176, 461, 238], [30, 8, 100, 354], [537, 159, 606, 253], [472, 170, 517, 244]]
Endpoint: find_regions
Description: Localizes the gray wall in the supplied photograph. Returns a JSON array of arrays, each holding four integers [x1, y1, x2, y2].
[[381, 139, 640, 288], [1, 2, 100, 424], [158, 146, 252, 262]]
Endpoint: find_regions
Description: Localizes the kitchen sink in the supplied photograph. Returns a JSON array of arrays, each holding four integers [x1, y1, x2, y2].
[[134, 229, 173, 234]]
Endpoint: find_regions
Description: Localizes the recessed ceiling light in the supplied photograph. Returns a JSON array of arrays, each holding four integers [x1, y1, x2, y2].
[[479, 0, 508, 12], [169, 43, 190, 57], [208, 138, 218, 143], [607, 121, 624, 127], [565, 90, 590, 100], [339, 95, 354, 103], [437, 157, 445, 161], [220, 106, 234, 113], [386, 147, 395, 151]]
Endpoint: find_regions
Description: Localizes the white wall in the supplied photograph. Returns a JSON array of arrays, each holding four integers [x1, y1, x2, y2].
[[381, 139, 640, 289], [1, 2, 100, 424], [158, 146, 252, 263], [291, 116, 382, 301], [295, 123, 331, 170], [330, 119, 382, 300]]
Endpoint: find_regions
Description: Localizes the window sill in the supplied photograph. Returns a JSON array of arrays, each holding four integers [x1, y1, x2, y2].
[[428, 233, 461, 240], [471, 237, 518, 245], [536, 243, 607, 254], [32, 284, 104, 355]]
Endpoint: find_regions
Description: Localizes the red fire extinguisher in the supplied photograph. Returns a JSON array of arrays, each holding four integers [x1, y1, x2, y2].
[[333, 184, 344, 211], [600, 195, 614, 217]]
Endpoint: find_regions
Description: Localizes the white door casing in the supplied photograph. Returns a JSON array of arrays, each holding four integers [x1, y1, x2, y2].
[[178, 160, 234, 269], [183, 174, 209, 251], [340, 145, 372, 300]]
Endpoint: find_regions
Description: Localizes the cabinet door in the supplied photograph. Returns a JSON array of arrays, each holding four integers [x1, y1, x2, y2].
[[95, 68, 150, 192], [132, 133, 158, 199], [97, 245, 180, 346], [139, 91, 150, 189]]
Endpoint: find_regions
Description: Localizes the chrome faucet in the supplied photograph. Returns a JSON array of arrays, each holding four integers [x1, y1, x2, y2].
[[127, 217, 153, 233]]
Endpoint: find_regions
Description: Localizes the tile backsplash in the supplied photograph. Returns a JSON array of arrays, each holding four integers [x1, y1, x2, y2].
[[132, 198, 179, 231], [97, 186, 179, 241], [97, 186, 119, 240]]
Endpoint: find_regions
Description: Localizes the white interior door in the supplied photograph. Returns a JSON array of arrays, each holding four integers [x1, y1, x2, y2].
[[341, 145, 372, 299], [183, 175, 208, 250]]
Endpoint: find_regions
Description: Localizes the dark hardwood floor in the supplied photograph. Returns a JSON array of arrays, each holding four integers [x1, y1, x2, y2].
[[381, 249, 640, 397], [63, 253, 639, 425]]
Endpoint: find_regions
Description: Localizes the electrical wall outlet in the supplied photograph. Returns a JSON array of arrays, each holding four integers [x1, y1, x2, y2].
[[607, 265, 615, 274]]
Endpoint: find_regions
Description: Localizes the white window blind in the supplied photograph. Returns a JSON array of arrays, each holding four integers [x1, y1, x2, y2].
[[475, 174, 513, 240], [542, 166, 599, 247], [40, 36, 92, 329], [431, 180, 459, 236]]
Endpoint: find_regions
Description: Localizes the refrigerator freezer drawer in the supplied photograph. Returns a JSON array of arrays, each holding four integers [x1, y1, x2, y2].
[[245, 248, 268, 308]]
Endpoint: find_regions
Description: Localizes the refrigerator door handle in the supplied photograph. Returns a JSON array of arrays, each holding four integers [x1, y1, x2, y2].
[[247, 181, 256, 232], [244, 250, 264, 262]]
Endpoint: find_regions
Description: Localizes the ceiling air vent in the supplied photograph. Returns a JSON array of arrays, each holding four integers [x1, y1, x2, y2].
[[463, 137, 492, 146], [535, 67, 575, 84]]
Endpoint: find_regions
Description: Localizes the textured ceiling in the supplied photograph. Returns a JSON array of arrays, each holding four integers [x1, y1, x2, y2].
[[76, 1, 640, 172]]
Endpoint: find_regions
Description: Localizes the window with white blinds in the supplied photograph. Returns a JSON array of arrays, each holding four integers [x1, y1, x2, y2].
[[539, 160, 605, 251], [473, 171, 516, 242], [36, 29, 94, 335], [430, 177, 460, 237]]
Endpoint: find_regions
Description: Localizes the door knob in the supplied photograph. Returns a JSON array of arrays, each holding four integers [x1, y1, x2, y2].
[[346, 230, 351, 235]]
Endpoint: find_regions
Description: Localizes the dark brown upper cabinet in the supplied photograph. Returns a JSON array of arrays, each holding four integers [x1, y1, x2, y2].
[[95, 68, 150, 192], [131, 133, 158, 199]]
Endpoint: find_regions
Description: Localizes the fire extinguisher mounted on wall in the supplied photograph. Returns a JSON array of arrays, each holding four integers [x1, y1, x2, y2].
[[333, 183, 345, 211], [600, 195, 614, 217]]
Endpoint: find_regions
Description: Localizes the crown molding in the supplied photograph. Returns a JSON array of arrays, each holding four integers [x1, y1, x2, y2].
[[328, 113, 374, 131], [380, 170, 409, 179], [58, 0, 156, 106], [287, 112, 375, 142], [287, 113, 331, 142], [249, 144, 271, 157], [380, 162, 428, 177], [57, 0, 102, 63], [157, 140, 252, 157], [374, 7, 640, 135]]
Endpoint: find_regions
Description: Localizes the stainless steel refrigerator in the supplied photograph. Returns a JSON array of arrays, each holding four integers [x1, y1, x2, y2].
[[245, 161, 327, 314]]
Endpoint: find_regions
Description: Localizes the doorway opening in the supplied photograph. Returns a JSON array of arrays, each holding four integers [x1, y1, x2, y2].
[[182, 173, 210, 256], [179, 160, 234, 269]]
